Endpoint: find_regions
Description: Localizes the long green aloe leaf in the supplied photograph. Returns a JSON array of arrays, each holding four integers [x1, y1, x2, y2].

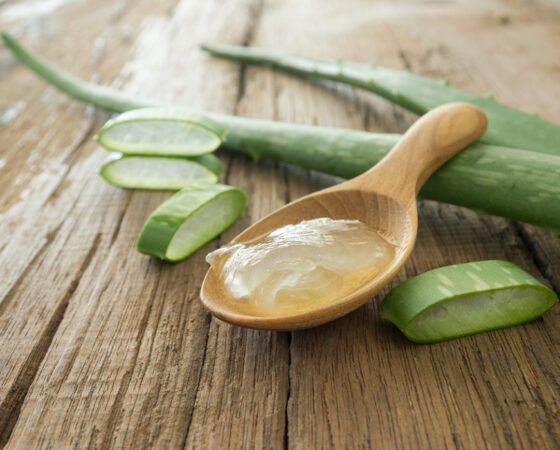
[[2, 33, 560, 233], [201, 44, 560, 157]]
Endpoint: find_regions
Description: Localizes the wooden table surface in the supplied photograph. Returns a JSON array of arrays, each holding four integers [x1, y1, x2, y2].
[[1, 0, 559, 448]]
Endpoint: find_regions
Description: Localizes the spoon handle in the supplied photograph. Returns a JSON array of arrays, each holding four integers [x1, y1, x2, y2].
[[350, 102, 487, 204]]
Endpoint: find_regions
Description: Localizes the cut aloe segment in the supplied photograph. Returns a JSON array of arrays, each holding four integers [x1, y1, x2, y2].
[[381, 260, 558, 343], [190, 154, 223, 178], [99, 155, 219, 190], [96, 108, 226, 156], [137, 184, 247, 261]]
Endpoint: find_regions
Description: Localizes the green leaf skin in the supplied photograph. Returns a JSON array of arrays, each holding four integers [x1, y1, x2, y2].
[[3, 33, 560, 231], [99, 155, 219, 190], [190, 154, 223, 179], [136, 184, 247, 262], [201, 44, 560, 157], [381, 260, 558, 343]]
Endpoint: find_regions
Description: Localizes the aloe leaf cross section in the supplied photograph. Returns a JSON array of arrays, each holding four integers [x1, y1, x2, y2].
[[97, 108, 226, 156], [381, 260, 558, 343], [137, 184, 247, 262], [99, 154, 221, 190]]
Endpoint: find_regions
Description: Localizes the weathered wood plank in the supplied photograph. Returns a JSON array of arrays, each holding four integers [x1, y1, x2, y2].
[[236, 0, 560, 448], [0, 0, 178, 445], [0, 0, 558, 448], [0, 0, 131, 443], [2, 0, 290, 448], [184, 156, 292, 448]]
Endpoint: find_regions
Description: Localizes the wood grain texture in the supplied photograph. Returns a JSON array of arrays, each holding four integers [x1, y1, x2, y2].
[[0, 0, 558, 448]]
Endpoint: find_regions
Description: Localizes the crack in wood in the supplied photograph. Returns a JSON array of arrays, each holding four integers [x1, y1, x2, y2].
[[47, 275, 112, 403], [0, 232, 102, 448], [0, 7, 141, 438], [513, 222, 560, 295], [233, 0, 265, 115], [178, 152, 234, 446], [42, 0, 133, 205], [180, 313, 212, 450], [283, 332, 291, 450], [97, 263, 163, 449], [89, 0, 132, 78], [110, 190, 134, 246], [43, 128, 99, 207], [0, 175, 89, 321], [0, 223, 60, 319], [133, 292, 169, 444]]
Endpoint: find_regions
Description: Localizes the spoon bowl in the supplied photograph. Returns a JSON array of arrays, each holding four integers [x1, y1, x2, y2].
[[201, 103, 488, 330]]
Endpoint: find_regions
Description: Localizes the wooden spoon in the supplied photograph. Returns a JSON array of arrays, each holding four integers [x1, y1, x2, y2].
[[201, 102, 488, 330]]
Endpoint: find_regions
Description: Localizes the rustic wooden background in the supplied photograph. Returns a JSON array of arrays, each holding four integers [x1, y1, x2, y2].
[[1, 0, 559, 448]]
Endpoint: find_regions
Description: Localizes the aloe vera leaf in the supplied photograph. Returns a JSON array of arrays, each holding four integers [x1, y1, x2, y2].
[[99, 155, 219, 190], [3, 33, 560, 232], [136, 184, 247, 261], [1, 33, 151, 112], [96, 108, 226, 156], [201, 44, 560, 156], [381, 260, 558, 343], [103, 109, 560, 232]]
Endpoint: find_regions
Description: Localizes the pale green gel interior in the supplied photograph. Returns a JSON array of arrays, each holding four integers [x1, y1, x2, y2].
[[102, 120, 221, 154], [106, 157, 216, 188], [405, 287, 549, 341], [167, 192, 242, 260]]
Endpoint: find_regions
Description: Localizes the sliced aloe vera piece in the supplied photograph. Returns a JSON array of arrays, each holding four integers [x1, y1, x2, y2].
[[381, 260, 558, 343], [96, 108, 226, 156], [190, 154, 223, 178], [99, 155, 219, 190], [137, 184, 247, 261]]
